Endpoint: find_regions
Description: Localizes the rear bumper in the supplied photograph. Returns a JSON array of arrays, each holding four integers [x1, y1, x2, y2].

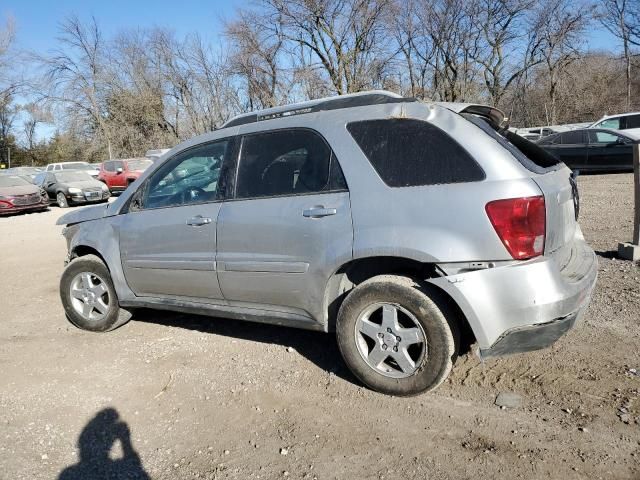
[[428, 234, 597, 358]]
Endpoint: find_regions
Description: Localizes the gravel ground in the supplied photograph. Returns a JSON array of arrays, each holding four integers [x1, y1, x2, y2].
[[0, 173, 639, 480]]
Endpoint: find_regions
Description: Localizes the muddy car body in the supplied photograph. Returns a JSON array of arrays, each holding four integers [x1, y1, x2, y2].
[[56, 91, 598, 395]]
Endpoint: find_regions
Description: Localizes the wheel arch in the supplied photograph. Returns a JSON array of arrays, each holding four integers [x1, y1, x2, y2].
[[323, 256, 476, 353], [70, 244, 109, 267]]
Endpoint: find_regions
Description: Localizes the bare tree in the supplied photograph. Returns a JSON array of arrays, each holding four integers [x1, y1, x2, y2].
[[470, 0, 543, 107], [41, 15, 112, 157], [533, 0, 591, 124], [225, 9, 288, 109], [261, 0, 393, 95], [599, 0, 640, 109]]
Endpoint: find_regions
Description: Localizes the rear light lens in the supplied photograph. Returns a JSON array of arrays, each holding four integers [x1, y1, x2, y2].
[[485, 196, 546, 260]]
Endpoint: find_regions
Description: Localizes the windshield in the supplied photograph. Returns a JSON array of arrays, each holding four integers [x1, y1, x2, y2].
[[61, 163, 93, 170], [54, 172, 93, 183], [0, 175, 31, 187], [127, 159, 152, 171]]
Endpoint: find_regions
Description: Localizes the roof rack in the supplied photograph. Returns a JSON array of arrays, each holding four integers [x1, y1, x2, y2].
[[222, 90, 415, 129]]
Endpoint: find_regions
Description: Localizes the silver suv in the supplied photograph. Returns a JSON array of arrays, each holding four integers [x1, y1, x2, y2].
[[57, 91, 597, 396]]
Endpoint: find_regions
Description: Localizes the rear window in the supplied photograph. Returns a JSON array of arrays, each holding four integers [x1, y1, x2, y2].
[[347, 119, 484, 187], [462, 114, 561, 173]]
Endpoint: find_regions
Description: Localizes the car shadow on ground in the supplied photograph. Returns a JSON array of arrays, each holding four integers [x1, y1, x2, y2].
[[132, 309, 359, 386], [58, 408, 150, 480], [595, 249, 619, 259]]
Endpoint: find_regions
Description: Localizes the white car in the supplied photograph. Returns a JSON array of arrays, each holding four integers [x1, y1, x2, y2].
[[590, 112, 640, 137], [46, 162, 100, 179]]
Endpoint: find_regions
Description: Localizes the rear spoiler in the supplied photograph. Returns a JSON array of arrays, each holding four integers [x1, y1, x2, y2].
[[434, 102, 508, 130]]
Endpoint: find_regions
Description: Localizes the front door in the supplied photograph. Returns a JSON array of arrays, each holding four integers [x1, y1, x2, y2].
[[216, 128, 353, 322], [587, 130, 633, 171], [119, 139, 233, 301]]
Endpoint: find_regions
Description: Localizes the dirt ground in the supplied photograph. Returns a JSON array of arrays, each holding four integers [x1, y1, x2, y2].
[[0, 173, 639, 480]]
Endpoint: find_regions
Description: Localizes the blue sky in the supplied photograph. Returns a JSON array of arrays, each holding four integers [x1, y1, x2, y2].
[[4, 0, 241, 53], [3, 0, 620, 58]]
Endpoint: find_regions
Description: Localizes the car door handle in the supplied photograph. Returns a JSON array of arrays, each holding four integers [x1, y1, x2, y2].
[[303, 206, 337, 218], [186, 215, 212, 226]]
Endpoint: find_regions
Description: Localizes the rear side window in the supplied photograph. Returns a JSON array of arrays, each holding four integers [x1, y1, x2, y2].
[[560, 131, 584, 144], [626, 115, 640, 129], [347, 119, 484, 187], [236, 129, 345, 199]]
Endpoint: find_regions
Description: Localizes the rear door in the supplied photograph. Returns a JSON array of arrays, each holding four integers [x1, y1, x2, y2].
[[119, 139, 234, 302], [587, 130, 633, 171], [216, 128, 352, 322], [553, 130, 588, 170]]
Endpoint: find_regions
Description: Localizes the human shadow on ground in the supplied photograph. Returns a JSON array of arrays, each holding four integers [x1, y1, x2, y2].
[[133, 308, 358, 385], [58, 408, 150, 480]]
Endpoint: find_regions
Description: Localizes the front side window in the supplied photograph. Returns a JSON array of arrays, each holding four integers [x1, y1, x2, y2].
[[348, 119, 485, 187], [144, 140, 229, 209], [598, 118, 622, 130], [589, 131, 623, 144], [236, 129, 337, 199]]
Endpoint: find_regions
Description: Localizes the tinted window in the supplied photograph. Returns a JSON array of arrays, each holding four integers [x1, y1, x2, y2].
[[347, 119, 484, 187], [236, 129, 333, 198], [463, 114, 560, 172], [589, 131, 622, 144], [144, 140, 229, 209], [103, 162, 115, 172], [626, 115, 640, 129], [112, 161, 124, 170], [560, 131, 584, 144]]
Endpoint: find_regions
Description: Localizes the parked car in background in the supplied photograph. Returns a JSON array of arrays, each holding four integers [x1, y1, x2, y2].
[[0, 174, 49, 215], [2, 166, 44, 181], [45, 162, 100, 179], [145, 149, 170, 162], [590, 112, 640, 137], [35, 171, 110, 208], [56, 90, 597, 397], [98, 158, 153, 192], [537, 128, 638, 172]]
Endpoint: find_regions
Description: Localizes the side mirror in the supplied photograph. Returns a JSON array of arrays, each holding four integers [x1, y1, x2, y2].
[[116, 167, 124, 173]]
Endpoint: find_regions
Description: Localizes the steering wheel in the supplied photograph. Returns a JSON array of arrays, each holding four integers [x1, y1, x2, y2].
[[181, 186, 207, 204]]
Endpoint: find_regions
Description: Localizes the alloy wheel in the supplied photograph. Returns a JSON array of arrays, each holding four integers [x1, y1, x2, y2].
[[69, 272, 110, 322], [354, 302, 427, 379]]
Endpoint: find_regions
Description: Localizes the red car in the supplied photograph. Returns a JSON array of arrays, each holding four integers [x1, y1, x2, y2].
[[0, 174, 49, 215], [98, 158, 153, 192]]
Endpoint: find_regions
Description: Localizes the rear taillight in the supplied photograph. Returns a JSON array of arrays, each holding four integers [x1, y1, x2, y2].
[[485, 196, 546, 260]]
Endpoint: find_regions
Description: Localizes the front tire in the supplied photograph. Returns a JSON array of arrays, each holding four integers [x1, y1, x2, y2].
[[60, 254, 131, 332], [56, 192, 69, 208], [336, 275, 458, 396]]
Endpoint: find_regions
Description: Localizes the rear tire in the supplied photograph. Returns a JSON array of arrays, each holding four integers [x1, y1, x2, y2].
[[336, 275, 458, 396], [60, 255, 131, 332]]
